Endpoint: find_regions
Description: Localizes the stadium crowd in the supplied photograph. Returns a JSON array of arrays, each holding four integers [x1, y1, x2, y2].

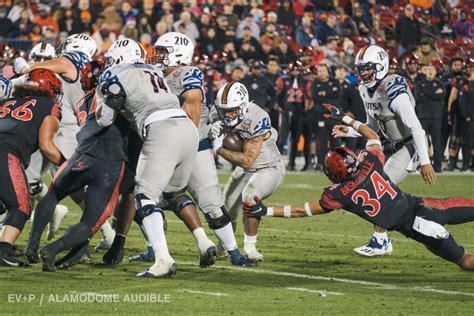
[[1, 0, 473, 172]]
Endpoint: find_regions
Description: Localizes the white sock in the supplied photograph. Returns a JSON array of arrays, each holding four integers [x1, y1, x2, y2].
[[100, 220, 114, 235], [214, 223, 238, 251], [192, 227, 209, 247], [373, 232, 388, 244], [142, 212, 172, 261], [244, 233, 257, 248]]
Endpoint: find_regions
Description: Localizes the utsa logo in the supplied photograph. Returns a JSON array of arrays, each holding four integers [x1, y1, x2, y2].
[[365, 102, 382, 111]]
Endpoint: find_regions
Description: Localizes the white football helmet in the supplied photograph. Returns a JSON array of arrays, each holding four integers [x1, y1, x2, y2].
[[355, 45, 389, 88], [215, 81, 249, 127], [57, 33, 97, 60], [152, 32, 194, 69], [29, 42, 56, 62], [104, 39, 146, 68]]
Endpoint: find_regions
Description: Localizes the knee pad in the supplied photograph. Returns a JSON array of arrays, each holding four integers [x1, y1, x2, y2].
[[205, 207, 231, 230], [3, 208, 30, 231], [163, 190, 194, 215], [134, 194, 163, 225]]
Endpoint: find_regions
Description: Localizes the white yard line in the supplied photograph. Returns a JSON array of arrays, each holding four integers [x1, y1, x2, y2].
[[286, 287, 343, 296], [179, 289, 228, 297], [178, 261, 474, 298]]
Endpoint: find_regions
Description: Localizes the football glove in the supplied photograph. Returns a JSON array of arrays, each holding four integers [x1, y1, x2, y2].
[[323, 103, 347, 124], [243, 196, 267, 218], [209, 121, 223, 140]]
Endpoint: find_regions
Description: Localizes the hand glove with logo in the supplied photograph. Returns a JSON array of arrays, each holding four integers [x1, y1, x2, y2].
[[208, 121, 223, 140], [242, 196, 268, 218], [323, 103, 352, 125]]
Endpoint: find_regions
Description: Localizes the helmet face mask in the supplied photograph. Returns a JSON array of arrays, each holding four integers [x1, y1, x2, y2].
[[355, 45, 389, 88], [215, 82, 249, 127], [151, 46, 174, 68], [152, 32, 194, 69]]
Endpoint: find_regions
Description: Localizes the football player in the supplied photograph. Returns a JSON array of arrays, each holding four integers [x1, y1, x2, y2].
[[95, 39, 199, 277], [244, 104, 474, 270], [346, 45, 436, 257], [23, 34, 115, 249], [10, 42, 70, 240], [25, 60, 128, 271], [146, 32, 253, 266], [0, 69, 64, 267], [209, 82, 285, 262]]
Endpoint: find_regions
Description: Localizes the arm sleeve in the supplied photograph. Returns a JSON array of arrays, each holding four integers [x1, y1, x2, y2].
[[390, 94, 431, 165]]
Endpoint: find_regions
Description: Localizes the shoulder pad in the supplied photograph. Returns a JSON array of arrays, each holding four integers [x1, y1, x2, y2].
[[182, 67, 204, 92], [61, 51, 91, 70], [385, 75, 409, 103]]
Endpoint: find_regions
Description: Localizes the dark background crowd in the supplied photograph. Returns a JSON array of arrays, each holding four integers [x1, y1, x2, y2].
[[0, 0, 473, 172]]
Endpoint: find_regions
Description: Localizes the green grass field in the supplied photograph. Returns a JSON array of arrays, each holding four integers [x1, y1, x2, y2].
[[1, 172, 473, 315]]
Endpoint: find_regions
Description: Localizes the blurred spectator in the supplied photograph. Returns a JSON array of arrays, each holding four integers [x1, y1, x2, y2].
[[42, 26, 57, 43], [275, 40, 298, 67], [308, 63, 342, 170], [321, 36, 341, 67], [419, 9, 439, 38], [77, 10, 94, 34], [7, 0, 31, 23], [32, 8, 59, 34], [236, 27, 261, 62], [249, 0, 265, 23], [9, 9, 33, 38], [337, 14, 359, 37], [262, 57, 281, 131], [201, 0, 216, 16], [260, 23, 282, 49], [0, 7, 13, 37], [316, 14, 339, 45], [157, 1, 173, 22], [101, 2, 123, 32], [296, 16, 317, 46], [277, 63, 309, 169], [261, 12, 283, 36], [230, 66, 245, 81], [222, 41, 239, 62], [335, 65, 366, 153], [216, 16, 233, 50], [437, 13, 456, 39], [141, 0, 159, 30], [454, 10, 473, 39], [197, 13, 214, 39], [395, 4, 421, 57], [415, 63, 445, 172], [121, 18, 138, 41], [59, 9, 79, 34], [432, 0, 450, 18], [293, 0, 314, 18], [237, 13, 260, 39], [118, 1, 138, 25], [414, 38, 442, 65], [173, 12, 199, 44], [137, 14, 153, 39], [259, 37, 277, 64], [352, 8, 371, 37], [160, 12, 175, 32], [241, 60, 276, 112], [277, 0, 296, 28], [233, 0, 249, 19], [200, 28, 217, 57], [403, 54, 425, 91], [314, 0, 335, 12], [458, 62, 473, 171], [29, 24, 42, 45], [140, 33, 153, 58], [220, 3, 239, 29]]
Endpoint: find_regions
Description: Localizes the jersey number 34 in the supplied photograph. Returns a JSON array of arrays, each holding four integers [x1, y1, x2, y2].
[[351, 171, 397, 217]]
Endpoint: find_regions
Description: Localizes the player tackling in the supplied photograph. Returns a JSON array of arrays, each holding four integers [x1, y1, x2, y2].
[[244, 103, 474, 270]]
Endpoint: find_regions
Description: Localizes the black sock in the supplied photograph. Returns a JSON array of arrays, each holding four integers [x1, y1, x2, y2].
[[45, 222, 92, 254], [0, 241, 13, 254], [30, 193, 59, 236]]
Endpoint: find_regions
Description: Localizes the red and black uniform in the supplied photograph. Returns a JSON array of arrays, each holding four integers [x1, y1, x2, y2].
[[0, 96, 61, 230], [450, 75, 468, 138], [320, 147, 474, 263], [458, 79, 474, 169], [277, 75, 309, 167], [27, 90, 128, 260]]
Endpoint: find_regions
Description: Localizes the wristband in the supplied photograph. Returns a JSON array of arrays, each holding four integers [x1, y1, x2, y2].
[[342, 115, 353, 125], [283, 205, 291, 218], [267, 207, 274, 217], [304, 202, 312, 217], [366, 139, 382, 148], [352, 121, 362, 132]]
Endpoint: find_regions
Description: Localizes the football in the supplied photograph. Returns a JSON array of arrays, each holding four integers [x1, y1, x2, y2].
[[223, 131, 244, 152]]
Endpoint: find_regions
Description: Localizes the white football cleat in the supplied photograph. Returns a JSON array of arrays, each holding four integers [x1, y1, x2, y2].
[[354, 237, 393, 257], [244, 244, 264, 262], [94, 227, 115, 251], [47, 205, 69, 241], [136, 258, 177, 278]]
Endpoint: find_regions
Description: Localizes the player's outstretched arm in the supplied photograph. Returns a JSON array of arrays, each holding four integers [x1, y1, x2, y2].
[[25, 57, 76, 80], [217, 133, 266, 170], [243, 196, 326, 218], [39, 116, 65, 166]]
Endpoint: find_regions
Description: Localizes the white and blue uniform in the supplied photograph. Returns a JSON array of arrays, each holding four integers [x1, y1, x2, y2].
[[166, 66, 225, 218], [220, 103, 285, 222], [352, 74, 430, 184]]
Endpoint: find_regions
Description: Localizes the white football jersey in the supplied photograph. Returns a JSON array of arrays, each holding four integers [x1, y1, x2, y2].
[[358, 74, 415, 141], [166, 66, 208, 140], [98, 63, 181, 135]]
